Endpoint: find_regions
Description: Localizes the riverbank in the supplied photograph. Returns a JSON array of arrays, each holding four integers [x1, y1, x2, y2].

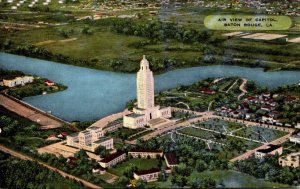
[[0, 93, 69, 128]]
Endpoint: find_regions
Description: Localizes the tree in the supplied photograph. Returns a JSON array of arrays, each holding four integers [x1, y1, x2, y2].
[[94, 146, 108, 157], [199, 176, 216, 188], [136, 179, 146, 189]]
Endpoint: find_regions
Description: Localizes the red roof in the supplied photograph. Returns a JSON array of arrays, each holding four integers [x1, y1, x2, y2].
[[45, 79, 54, 83], [134, 168, 160, 176], [247, 96, 256, 100], [100, 152, 125, 163], [200, 88, 216, 94], [60, 132, 68, 137]]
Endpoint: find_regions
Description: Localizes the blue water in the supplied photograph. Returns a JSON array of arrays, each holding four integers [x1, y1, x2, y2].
[[0, 53, 299, 121]]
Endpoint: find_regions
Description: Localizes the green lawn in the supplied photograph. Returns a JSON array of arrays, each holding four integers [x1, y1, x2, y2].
[[108, 158, 160, 177]]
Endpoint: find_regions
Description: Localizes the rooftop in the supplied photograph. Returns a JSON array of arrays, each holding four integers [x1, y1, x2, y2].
[[93, 137, 112, 144], [256, 144, 281, 154], [88, 126, 101, 131], [126, 113, 144, 118], [129, 149, 163, 153], [100, 151, 125, 163], [134, 168, 160, 176]]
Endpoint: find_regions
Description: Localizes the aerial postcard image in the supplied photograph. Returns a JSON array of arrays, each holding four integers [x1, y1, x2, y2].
[[0, 0, 300, 188]]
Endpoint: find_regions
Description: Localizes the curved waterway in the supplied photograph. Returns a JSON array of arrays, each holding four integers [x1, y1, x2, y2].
[[0, 53, 299, 121]]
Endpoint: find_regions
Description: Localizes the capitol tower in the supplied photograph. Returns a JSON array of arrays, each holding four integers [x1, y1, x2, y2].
[[123, 55, 171, 129], [137, 55, 155, 110]]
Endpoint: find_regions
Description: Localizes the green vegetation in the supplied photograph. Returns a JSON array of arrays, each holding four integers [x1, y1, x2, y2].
[[7, 77, 67, 99], [0, 151, 83, 189], [108, 158, 160, 177], [234, 155, 300, 186], [0, 105, 74, 150], [156, 77, 241, 111], [1, 6, 300, 73]]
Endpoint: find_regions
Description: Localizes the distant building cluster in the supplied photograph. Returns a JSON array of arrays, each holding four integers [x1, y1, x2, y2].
[[216, 92, 298, 127]]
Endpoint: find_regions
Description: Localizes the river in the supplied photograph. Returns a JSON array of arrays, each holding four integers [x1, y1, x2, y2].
[[0, 52, 299, 121]]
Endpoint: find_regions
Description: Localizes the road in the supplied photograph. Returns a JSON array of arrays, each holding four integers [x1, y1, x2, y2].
[[0, 94, 67, 129], [237, 78, 248, 100], [0, 144, 102, 189]]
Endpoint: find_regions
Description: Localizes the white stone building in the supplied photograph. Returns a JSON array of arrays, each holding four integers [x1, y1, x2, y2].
[[66, 126, 113, 152], [128, 149, 163, 158], [3, 76, 34, 87], [99, 152, 126, 168], [255, 144, 283, 161], [279, 152, 300, 168], [123, 56, 171, 129], [133, 168, 161, 182]]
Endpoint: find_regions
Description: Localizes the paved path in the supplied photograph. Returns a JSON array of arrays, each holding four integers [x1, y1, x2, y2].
[[176, 102, 190, 109], [0, 94, 67, 128], [226, 79, 239, 93], [237, 78, 248, 100], [189, 125, 264, 144], [230, 133, 292, 162], [0, 144, 102, 189], [207, 101, 214, 111]]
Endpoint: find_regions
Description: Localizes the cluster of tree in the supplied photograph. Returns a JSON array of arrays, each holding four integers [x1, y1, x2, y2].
[[58, 28, 74, 38], [0, 151, 83, 189], [4, 44, 98, 70], [191, 176, 216, 189], [0, 115, 22, 137], [0, 68, 24, 80], [36, 150, 105, 186], [234, 155, 300, 185], [110, 19, 220, 45], [272, 85, 300, 124]]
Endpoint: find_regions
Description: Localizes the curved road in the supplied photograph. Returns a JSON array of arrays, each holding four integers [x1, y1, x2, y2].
[[237, 78, 248, 100], [0, 144, 102, 189]]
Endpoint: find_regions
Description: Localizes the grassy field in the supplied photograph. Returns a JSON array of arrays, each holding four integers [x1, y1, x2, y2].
[[108, 158, 160, 177], [1, 4, 300, 73]]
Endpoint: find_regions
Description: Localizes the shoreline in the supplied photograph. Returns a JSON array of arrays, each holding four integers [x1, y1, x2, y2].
[[0, 92, 71, 128], [1, 51, 299, 75]]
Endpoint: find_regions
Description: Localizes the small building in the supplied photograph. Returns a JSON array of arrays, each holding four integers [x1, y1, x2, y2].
[[133, 168, 161, 182], [255, 144, 283, 160], [290, 133, 300, 144], [128, 149, 163, 158], [99, 152, 126, 168], [45, 79, 55, 86], [279, 152, 300, 168], [164, 153, 179, 168], [200, 88, 216, 95]]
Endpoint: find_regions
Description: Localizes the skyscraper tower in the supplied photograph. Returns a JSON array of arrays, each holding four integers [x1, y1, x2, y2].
[[137, 55, 155, 110]]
